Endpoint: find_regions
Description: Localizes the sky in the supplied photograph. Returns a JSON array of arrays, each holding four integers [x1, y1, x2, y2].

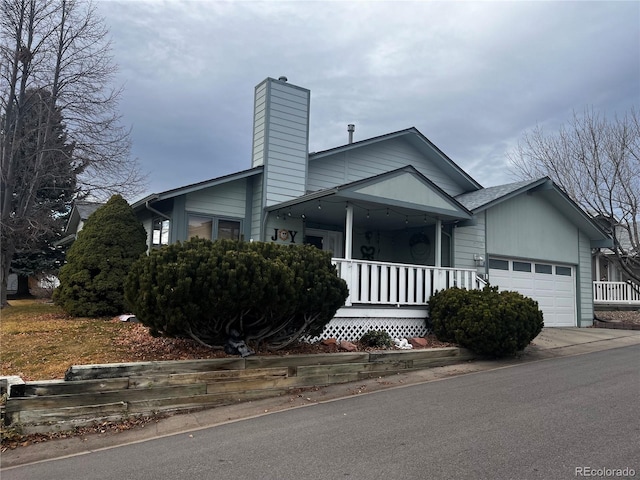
[[97, 0, 640, 198]]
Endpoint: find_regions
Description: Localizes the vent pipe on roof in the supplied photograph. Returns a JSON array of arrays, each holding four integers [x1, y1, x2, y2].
[[278, 76, 288, 82], [348, 124, 355, 144]]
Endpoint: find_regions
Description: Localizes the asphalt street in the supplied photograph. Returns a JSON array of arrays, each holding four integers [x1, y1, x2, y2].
[[2, 344, 638, 480]]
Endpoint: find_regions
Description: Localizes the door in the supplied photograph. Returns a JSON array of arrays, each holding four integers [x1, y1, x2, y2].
[[488, 258, 576, 327]]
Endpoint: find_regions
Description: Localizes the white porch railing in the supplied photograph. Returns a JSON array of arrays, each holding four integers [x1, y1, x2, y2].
[[333, 258, 481, 307], [593, 281, 640, 305]]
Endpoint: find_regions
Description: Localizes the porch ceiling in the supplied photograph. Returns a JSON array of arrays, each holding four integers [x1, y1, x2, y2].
[[270, 194, 464, 230], [267, 165, 472, 230]]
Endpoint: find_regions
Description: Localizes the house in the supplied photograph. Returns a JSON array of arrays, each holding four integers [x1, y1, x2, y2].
[[591, 215, 640, 307], [131, 77, 612, 339], [56, 201, 104, 247]]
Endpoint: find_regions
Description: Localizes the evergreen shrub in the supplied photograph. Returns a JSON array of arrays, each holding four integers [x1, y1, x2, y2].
[[54, 195, 147, 317], [124, 238, 349, 349], [360, 329, 394, 348], [428, 286, 544, 357]]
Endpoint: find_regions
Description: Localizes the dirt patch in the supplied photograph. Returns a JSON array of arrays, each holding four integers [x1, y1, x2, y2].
[[113, 321, 454, 361]]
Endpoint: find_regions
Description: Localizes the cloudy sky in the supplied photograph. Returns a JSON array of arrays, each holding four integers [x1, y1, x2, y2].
[[97, 0, 639, 198]]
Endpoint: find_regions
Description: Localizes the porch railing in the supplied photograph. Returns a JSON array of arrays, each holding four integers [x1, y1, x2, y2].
[[333, 258, 481, 307], [593, 281, 640, 305]]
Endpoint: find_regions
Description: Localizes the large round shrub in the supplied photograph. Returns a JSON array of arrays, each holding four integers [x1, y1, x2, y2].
[[429, 286, 544, 357], [124, 238, 349, 349], [54, 195, 147, 317]]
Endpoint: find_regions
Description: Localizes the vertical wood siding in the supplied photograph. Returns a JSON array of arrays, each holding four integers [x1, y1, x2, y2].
[[308, 138, 465, 196]]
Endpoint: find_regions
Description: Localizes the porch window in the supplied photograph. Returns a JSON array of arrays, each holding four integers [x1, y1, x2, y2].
[[188, 215, 242, 241], [152, 218, 170, 248]]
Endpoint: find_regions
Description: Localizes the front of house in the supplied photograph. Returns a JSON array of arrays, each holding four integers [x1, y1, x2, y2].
[[132, 77, 612, 338]]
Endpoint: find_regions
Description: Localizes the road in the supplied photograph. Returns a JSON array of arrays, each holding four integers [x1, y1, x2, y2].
[[3, 345, 639, 480]]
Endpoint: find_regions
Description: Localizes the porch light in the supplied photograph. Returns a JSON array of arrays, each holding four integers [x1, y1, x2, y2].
[[405, 216, 409, 224], [301, 213, 306, 219], [474, 254, 485, 267], [317, 201, 322, 210], [366, 210, 370, 219]]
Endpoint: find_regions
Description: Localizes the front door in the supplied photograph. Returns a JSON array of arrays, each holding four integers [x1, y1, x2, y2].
[[305, 228, 343, 257]]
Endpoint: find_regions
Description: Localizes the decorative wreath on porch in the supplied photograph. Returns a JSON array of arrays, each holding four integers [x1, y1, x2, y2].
[[409, 232, 430, 261]]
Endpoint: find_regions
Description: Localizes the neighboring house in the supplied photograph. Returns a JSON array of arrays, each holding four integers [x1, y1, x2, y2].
[[56, 201, 104, 247], [131, 77, 612, 337], [592, 216, 639, 282]]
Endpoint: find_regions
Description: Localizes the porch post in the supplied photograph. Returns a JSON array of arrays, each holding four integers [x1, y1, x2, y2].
[[345, 202, 353, 260], [594, 251, 601, 281], [435, 218, 442, 267]]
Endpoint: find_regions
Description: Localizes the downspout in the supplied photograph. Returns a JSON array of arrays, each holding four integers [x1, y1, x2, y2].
[[145, 199, 171, 220]]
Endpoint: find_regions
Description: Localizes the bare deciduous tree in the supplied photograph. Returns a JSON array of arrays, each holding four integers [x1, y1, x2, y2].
[[508, 107, 640, 284], [1, 0, 146, 306]]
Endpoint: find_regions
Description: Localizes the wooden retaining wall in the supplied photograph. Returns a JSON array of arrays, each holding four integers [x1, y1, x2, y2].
[[3, 347, 473, 434]]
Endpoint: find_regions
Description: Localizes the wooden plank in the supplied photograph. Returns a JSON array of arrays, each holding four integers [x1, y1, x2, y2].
[[18, 402, 128, 424], [368, 347, 460, 363], [128, 367, 289, 389], [297, 363, 372, 376], [65, 358, 246, 381], [245, 352, 369, 369], [4, 384, 206, 412], [23, 378, 130, 396]]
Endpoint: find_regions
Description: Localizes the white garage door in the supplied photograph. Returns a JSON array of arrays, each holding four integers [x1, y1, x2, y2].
[[488, 258, 576, 327]]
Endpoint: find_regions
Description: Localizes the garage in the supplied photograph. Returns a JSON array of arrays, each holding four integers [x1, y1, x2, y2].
[[488, 257, 576, 327]]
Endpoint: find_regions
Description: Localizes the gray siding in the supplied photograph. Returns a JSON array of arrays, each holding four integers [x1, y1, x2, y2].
[[251, 173, 264, 241], [578, 230, 594, 327], [485, 193, 578, 263], [252, 83, 267, 167], [185, 181, 247, 218], [252, 78, 310, 206], [308, 138, 465, 196], [453, 213, 486, 270]]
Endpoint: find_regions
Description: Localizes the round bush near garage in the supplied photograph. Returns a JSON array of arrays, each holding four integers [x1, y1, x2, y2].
[[428, 286, 544, 358]]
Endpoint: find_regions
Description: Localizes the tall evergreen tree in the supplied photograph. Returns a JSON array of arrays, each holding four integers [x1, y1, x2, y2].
[[54, 194, 147, 317]]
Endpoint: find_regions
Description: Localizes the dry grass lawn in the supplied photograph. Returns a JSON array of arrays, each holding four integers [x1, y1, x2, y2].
[[0, 299, 233, 381]]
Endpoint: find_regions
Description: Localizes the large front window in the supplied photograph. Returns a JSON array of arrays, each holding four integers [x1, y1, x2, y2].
[[188, 215, 242, 241]]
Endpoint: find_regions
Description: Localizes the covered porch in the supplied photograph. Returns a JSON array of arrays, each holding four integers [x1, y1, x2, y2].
[[593, 281, 640, 307], [265, 167, 482, 340]]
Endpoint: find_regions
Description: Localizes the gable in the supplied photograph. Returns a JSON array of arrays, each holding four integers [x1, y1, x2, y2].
[[308, 128, 481, 197], [351, 171, 462, 214], [486, 193, 580, 263]]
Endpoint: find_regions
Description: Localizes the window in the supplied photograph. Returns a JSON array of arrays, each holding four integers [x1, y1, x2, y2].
[[218, 219, 241, 240], [513, 261, 532, 272], [556, 266, 572, 276], [535, 263, 553, 274], [489, 258, 509, 270], [152, 219, 170, 247], [188, 216, 213, 240], [188, 215, 242, 241]]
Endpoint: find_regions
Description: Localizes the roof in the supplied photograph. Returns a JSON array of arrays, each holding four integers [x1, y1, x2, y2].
[[455, 179, 543, 211], [456, 177, 612, 246], [309, 127, 483, 193], [266, 165, 473, 229], [132, 166, 263, 210]]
